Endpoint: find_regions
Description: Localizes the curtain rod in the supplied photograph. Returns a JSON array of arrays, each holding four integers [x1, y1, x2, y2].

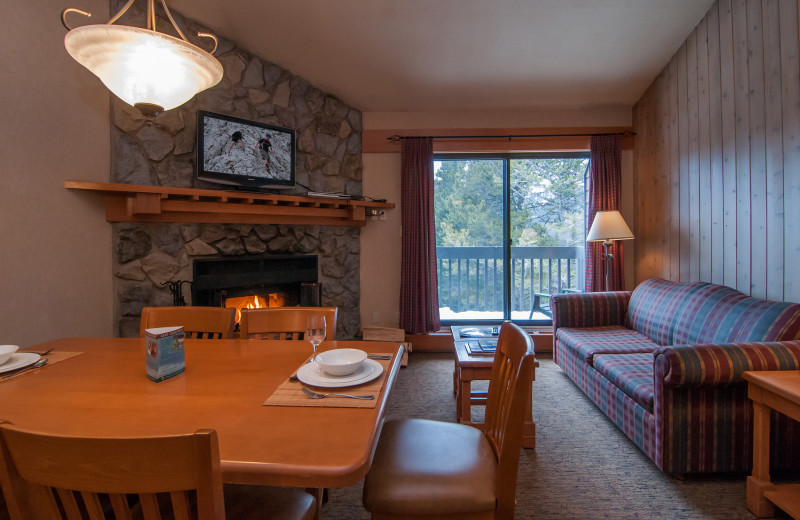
[[387, 131, 635, 142]]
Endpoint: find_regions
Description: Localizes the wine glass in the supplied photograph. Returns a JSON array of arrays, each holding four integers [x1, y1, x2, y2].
[[305, 315, 326, 361]]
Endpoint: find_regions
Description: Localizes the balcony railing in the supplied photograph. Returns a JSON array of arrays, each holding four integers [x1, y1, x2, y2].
[[436, 246, 583, 319]]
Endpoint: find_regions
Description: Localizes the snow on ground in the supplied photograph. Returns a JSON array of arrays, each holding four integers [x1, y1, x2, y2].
[[439, 308, 550, 321]]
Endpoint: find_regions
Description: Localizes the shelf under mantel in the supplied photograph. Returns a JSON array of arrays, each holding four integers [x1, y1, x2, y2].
[[65, 181, 394, 227]]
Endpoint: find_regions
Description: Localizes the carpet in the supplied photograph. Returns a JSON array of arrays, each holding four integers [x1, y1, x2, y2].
[[320, 352, 770, 520]]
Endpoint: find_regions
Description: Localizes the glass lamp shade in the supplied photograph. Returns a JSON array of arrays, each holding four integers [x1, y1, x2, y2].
[[586, 210, 634, 242], [64, 24, 223, 112]]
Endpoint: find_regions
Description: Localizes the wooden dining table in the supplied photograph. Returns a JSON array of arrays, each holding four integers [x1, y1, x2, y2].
[[0, 337, 404, 489]]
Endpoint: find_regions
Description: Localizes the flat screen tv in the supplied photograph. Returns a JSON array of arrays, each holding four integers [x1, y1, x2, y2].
[[196, 110, 296, 190]]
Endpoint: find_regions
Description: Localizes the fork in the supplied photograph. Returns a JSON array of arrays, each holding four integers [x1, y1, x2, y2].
[[1, 359, 48, 381], [301, 387, 374, 400]]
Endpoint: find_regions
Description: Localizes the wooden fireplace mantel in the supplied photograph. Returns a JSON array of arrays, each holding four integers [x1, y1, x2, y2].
[[65, 181, 394, 227]]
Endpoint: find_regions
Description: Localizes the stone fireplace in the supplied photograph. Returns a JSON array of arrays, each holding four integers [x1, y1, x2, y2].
[[115, 222, 361, 340], [109, 2, 364, 340]]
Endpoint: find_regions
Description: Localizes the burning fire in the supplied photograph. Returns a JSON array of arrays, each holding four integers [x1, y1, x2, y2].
[[226, 293, 285, 322]]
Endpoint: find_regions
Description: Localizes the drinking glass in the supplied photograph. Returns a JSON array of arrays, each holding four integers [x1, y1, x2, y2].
[[305, 315, 326, 361]]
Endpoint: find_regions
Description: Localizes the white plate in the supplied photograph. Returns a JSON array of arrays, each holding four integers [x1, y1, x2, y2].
[[0, 353, 41, 374], [297, 359, 383, 388]]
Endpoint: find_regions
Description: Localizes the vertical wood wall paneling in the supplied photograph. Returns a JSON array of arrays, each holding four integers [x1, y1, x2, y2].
[[668, 57, 681, 282], [646, 78, 659, 280], [719, 0, 738, 289], [733, 0, 751, 294], [654, 71, 669, 279], [687, 31, 701, 282], [698, 16, 713, 282], [707, 3, 725, 286], [780, 0, 800, 303], [643, 82, 657, 279], [633, 0, 800, 303], [678, 42, 691, 282], [633, 99, 647, 280], [763, 0, 785, 301], [747, 0, 768, 298]]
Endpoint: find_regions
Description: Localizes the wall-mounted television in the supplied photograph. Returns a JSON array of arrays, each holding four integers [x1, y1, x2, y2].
[[196, 110, 296, 191]]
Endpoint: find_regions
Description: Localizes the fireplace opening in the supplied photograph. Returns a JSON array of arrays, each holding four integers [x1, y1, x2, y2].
[[192, 255, 321, 327], [224, 293, 286, 323]]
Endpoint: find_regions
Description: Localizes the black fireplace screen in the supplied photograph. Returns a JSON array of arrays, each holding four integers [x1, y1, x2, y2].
[[191, 255, 321, 308]]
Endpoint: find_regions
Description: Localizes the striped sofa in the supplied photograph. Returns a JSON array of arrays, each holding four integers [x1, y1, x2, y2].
[[551, 278, 800, 477]]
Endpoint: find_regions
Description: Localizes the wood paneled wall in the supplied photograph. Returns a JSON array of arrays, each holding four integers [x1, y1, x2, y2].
[[633, 0, 800, 302]]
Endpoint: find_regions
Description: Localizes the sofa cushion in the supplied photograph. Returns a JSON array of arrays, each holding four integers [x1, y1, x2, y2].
[[593, 353, 655, 411], [626, 278, 708, 345], [673, 284, 800, 344], [556, 326, 659, 366]]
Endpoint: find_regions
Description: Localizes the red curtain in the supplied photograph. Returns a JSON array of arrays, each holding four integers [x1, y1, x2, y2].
[[399, 138, 441, 333], [586, 135, 624, 292]]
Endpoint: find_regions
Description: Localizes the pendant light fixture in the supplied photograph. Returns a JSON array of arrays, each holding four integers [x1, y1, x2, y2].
[[62, 0, 223, 119]]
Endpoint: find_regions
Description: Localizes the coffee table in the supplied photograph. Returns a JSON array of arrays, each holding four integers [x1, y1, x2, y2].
[[744, 370, 800, 519], [451, 326, 538, 448]]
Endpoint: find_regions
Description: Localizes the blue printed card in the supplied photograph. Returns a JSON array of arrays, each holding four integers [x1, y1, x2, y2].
[[145, 326, 185, 382]]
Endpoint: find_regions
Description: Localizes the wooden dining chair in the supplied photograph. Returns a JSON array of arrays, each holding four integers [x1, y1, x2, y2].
[[0, 422, 316, 520], [362, 322, 535, 520], [240, 307, 338, 340], [139, 306, 235, 339]]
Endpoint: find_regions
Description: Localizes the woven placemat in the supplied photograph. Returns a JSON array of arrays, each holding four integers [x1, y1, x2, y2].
[[1, 351, 84, 382], [263, 355, 393, 409]]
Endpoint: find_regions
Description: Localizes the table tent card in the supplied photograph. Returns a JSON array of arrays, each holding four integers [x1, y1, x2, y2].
[[145, 326, 185, 382]]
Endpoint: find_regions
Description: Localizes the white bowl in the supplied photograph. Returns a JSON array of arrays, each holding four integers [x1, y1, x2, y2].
[[0, 345, 19, 366], [315, 348, 368, 377]]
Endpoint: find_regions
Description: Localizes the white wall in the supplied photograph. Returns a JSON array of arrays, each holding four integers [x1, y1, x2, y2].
[[360, 153, 403, 327], [360, 107, 634, 328], [0, 0, 112, 346]]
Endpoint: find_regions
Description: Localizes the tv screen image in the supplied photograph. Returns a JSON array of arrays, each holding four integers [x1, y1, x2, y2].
[[196, 111, 296, 190]]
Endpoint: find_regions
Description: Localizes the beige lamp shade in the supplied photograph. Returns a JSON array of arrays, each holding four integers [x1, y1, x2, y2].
[[64, 24, 223, 112], [586, 210, 634, 242]]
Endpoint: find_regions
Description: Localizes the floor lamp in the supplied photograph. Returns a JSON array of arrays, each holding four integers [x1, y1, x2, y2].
[[586, 210, 634, 292]]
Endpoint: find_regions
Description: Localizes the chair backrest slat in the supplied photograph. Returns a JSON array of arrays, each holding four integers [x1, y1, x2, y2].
[[140, 493, 160, 520], [57, 488, 82, 519], [171, 490, 192, 520], [83, 490, 105, 520], [240, 307, 338, 340], [139, 306, 235, 340], [109, 494, 133, 520]]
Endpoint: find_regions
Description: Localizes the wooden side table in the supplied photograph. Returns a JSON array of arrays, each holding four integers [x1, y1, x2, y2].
[[451, 326, 538, 448], [744, 370, 800, 519]]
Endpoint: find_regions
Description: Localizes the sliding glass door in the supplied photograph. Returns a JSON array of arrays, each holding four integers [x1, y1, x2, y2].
[[434, 153, 588, 325]]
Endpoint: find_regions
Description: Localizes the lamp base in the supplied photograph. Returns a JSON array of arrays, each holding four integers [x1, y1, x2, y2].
[[134, 102, 164, 121]]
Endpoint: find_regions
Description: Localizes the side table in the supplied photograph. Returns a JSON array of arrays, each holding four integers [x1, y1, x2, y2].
[[744, 370, 800, 519], [451, 326, 538, 449]]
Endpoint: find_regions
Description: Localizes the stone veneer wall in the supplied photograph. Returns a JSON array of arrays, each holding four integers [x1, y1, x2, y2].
[[110, 1, 363, 339]]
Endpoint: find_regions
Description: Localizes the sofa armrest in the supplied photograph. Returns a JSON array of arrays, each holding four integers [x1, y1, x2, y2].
[[550, 291, 631, 331], [653, 340, 800, 476], [654, 341, 800, 387]]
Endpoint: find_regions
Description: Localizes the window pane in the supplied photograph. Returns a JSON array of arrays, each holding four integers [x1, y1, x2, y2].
[[434, 159, 505, 321], [509, 158, 587, 320]]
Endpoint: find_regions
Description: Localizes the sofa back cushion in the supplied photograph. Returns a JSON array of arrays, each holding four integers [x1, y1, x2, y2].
[[672, 284, 800, 344], [626, 278, 708, 345]]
